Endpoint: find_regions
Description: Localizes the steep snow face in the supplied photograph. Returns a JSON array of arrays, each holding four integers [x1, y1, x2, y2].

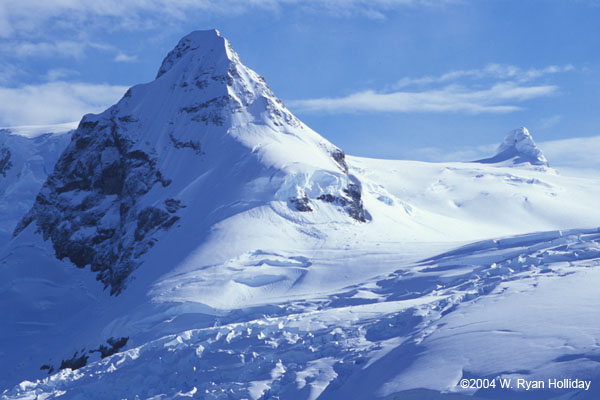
[[13, 29, 367, 294], [476, 127, 549, 166], [0, 130, 71, 244]]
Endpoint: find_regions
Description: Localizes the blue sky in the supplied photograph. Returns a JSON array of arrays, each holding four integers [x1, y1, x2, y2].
[[1, 0, 599, 161]]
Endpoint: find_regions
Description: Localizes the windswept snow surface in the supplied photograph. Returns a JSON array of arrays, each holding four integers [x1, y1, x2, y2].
[[3, 228, 600, 399], [1, 30, 600, 399]]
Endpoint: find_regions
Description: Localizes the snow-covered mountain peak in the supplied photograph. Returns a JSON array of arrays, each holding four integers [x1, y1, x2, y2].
[[156, 29, 230, 79], [12, 30, 368, 295], [476, 126, 549, 166], [153, 28, 263, 113], [497, 127, 548, 164]]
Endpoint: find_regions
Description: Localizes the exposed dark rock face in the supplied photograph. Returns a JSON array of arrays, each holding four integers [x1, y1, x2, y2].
[[14, 112, 180, 295], [318, 182, 369, 223], [328, 149, 369, 222], [290, 195, 313, 212], [0, 147, 12, 177], [90, 336, 129, 359], [285, 148, 368, 222], [40, 364, 54, 374], [42, 336, 129, 374], [59, 351, 88, 371], [331, 149, 349, 174], [164, 198, 184, 213], [169, 133, 203, 155]]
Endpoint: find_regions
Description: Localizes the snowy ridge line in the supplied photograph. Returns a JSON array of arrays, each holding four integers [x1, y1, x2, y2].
[[421, 226, 600, 262], [4, 227, 600, 399]]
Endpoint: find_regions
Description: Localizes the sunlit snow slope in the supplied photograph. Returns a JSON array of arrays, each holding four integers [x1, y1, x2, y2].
[[1, 30, 599, 400]]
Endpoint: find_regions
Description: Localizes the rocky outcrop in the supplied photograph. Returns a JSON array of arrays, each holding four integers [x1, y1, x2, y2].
[[0, 147, 12, 177], [14, 113, 179, 295], [318, 182, 369, 222]]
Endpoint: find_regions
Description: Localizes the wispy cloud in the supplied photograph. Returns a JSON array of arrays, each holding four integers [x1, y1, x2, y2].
[[114, 52, 138, 63], [0, 82, 128, 126], [540, 135, 600, 171], [537, 115, 562, 130], [45, 68, 79, 81], [0, 121, 79, 138], [0, 40, 87, 59], [289, 62, 574, 115], [391, 64, 575, 89], [288, 82, 558, 115], [284, 0, 454, 19], [0, 0, 455, 40], [0, 61, 22, 84]]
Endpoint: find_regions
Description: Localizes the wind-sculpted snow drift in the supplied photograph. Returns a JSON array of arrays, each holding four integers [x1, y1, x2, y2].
[[2, 30, 600, 399]]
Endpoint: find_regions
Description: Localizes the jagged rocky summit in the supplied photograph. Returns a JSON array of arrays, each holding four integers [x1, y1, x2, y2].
[[476, 127, 549, 166], [13, 29, 369, 295]]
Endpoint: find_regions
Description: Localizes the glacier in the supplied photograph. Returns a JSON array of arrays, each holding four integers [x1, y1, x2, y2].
[[1, 29, 599, 399]]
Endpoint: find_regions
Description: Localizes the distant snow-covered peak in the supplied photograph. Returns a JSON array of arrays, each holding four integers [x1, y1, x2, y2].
[[497, 127, 548, 164], [476, 127, 549, 166]]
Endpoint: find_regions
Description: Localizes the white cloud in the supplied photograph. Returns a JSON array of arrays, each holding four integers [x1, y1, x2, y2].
[[0, 0, 454, 39], [288, 82, 558, 114], [114, 53, 138, 63], [0, 40, 87, 59], [0, 38, 121, 60], [0, 121, 79, 138], [540, 135, 600, 171], [0, 61, 21, 84], [290, 62, 573, 115], [0, 81, 128, 126], [537, 115, 562, 130], [45, 68, 79, 81], [392, 64, 575, 89]]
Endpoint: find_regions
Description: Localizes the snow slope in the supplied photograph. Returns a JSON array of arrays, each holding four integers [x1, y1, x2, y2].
[[1, 30, 600, 399], [3, 228, 600, 399], [350, 154, 600, 240], [0, 129, 71, 244]]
